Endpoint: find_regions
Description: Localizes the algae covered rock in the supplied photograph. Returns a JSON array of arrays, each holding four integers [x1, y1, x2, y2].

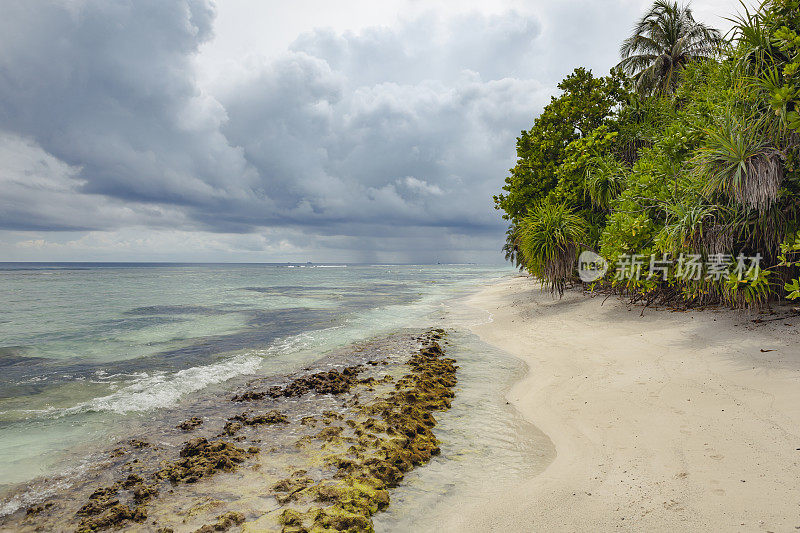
[[76, 486, 119, 517], [231, 390, 267, 402], [192, 511, 246, 533], [219, 408, 289, 437], [232, 409, 289, 426], [316, 426, 344, 442], [312, 478, 390, 515], [277, 366, 364, 397], [272, 471, 314, 504], [234, 366, 364, 402], [25, 502, 53, 517], [76, 503, 146, 533], [279, 509, 303, 526], [158, 438, 248, 483], [300, 416, 318, 427], [132, 483, 158, 504], [177, 416, 204, 431], [74, 473, 156, 531], [222, 421, 243, 436], [311, 506, 373, 532]]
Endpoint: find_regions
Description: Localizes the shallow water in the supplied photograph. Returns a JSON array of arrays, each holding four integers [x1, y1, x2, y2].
[[0, 264, 509, 496], [372, 317, 555, 531]]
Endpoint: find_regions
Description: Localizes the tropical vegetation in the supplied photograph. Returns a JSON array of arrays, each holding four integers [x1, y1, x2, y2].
[[495, 0, 800, 307]]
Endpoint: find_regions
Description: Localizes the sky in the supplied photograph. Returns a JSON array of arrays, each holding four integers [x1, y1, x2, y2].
[[0, 0, 745, 263]]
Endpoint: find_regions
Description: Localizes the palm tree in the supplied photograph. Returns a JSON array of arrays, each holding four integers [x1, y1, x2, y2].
[[502, 225, 524, 270], [617, 1, 722, 94]]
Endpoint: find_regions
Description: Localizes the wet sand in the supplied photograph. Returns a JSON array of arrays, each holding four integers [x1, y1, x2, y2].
[[437, 275, 800, 532]]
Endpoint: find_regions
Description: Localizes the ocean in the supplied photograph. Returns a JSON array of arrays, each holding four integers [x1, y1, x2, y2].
[[0, 263, 553, 530]]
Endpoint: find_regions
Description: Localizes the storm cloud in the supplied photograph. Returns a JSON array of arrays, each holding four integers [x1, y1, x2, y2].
[[0, 0, 740, 262]]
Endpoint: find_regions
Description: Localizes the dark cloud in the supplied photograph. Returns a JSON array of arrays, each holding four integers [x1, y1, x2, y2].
[[0, 0, 255, 210], [0, 132, 190, 232], [4, 0, 722, 261]]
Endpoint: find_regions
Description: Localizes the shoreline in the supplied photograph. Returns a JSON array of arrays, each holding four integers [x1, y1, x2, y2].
[[0, 317, 541, 533], [6, 272, 799, 531], [436, 274, 800, 531]]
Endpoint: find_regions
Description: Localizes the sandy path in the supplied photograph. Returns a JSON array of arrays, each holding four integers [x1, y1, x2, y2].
[[439, 275, 800, 532]]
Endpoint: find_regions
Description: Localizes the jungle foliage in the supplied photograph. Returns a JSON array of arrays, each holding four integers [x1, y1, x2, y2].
[[495, 0, 800, 306]]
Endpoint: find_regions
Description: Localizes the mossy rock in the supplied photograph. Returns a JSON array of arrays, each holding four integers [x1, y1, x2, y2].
[[235, 410, 289, 426], [279, 509, 303, 526], [157, 438, 248, 483], [310, 507, 373, 532], [312, 479, 389, 515], [76, 503, 146, 533], [177, 416, 204, 431], [193, 511, 246, 533], [316, 426, 344, 442], [272, 473, 314, 504]]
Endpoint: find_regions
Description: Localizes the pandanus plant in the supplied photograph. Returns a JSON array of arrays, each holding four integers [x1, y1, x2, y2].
[[584, 155, 627, 212], [518, 202, 588, 296], [695, 109, 783, 213]]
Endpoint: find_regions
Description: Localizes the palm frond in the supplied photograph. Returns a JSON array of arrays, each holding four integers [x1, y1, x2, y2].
[[616, 1, 723, 95]]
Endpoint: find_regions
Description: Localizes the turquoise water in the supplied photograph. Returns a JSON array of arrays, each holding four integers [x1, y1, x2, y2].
[[0, 263, 510, 492]]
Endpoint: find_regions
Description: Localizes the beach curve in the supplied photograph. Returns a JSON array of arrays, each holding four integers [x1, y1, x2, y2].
[[437, 275, 800, 532]]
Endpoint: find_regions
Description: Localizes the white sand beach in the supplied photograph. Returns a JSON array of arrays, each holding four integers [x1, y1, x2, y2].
[[440, 275, 800, 532]]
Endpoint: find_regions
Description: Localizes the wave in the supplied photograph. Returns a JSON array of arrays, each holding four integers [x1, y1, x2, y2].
[[14, 324, 347, 419], [44, 354, 262, 416]]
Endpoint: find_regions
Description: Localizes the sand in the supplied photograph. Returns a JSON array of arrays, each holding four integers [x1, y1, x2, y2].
[[439, 275, 800, 532]]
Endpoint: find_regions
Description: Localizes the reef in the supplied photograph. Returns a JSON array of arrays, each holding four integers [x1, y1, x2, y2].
[[268, 328, 455, 532]]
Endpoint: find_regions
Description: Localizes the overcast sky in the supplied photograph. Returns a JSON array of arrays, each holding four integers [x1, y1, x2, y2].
[[0, 0, 744, 263]]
